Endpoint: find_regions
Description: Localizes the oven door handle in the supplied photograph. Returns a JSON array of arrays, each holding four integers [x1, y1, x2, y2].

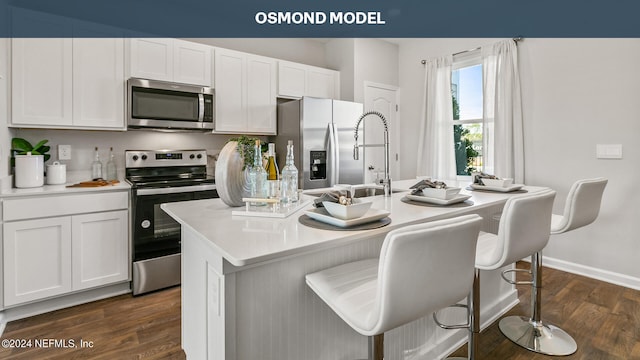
[[135, 184, 216, 196]]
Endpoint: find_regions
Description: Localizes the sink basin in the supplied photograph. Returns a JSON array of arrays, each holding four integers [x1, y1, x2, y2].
[[304, 185, 405, 198]]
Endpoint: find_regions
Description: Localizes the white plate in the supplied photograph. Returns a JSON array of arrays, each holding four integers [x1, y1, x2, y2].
[[405, 193, 472, 205], [305, 207, 390, 228], [469, 184, 524, 193]]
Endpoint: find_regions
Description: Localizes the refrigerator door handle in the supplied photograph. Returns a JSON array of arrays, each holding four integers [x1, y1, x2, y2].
[[332, 123, 340, 184], [327, 122, 337, 185]]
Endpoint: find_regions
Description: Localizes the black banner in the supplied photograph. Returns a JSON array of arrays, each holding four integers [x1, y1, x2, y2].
[[2, 0, 639, 37]]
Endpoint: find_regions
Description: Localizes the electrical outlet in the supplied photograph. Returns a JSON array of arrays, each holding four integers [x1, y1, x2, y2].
[[58, 145, 72, 160]]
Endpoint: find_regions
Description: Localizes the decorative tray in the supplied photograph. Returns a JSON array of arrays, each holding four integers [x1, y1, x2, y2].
[[231, 199, 311, 218]]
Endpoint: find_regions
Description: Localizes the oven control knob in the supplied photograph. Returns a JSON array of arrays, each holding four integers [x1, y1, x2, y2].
[[141, 220, 151, 229], [197, 154, 203, 159], [141, 154, 147, 160], [190, 154, 195, 159], [132, 155, 139, 161]]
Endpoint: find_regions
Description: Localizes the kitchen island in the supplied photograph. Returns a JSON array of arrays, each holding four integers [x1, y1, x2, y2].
[[161, 180, 544, 360]]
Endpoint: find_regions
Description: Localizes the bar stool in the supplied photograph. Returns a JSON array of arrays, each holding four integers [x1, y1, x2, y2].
[[499, 178, 607, 355], [305, 215, 483, 360], [436, 189, 556, 360]]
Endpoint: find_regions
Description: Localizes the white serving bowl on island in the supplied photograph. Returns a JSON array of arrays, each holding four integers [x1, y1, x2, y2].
[[421, 187, 461, 200], [481, 178, 513, 188], [322, 200, 372, 220]]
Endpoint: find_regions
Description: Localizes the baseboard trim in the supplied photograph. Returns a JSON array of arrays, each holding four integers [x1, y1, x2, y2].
[[0, 312, 6, 337], [1, 282, 131, 324], [524, 256, 640, 291]]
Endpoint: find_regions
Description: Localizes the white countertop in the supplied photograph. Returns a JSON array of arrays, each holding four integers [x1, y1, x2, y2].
[[0, 171, 130, 198], [162, 179, 546, 268]]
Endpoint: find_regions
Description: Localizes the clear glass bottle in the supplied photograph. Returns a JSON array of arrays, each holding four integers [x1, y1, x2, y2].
[[280, 140, 299, 204], [106, 147, 117, 181], [248, 140, 267, 201], [265, 143, 279, 198], [91, 146, 103, 180]]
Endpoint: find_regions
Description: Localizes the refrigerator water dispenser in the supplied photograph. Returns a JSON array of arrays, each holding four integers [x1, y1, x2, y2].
[[309, 151, 327, 180]]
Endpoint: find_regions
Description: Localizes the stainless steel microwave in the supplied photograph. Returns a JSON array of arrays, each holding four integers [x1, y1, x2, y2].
[[127, 78, 214, 131]]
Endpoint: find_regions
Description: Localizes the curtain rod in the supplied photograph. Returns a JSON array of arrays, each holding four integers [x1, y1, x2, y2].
[[420, 37, 523, 65]]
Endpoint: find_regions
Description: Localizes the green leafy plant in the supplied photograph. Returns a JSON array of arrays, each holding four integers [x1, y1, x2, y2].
[[228, 135, 262, 170], [11, 137, 51, 162]]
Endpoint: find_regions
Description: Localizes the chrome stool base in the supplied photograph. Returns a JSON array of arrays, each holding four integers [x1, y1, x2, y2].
[[499, 315, 577, 356]]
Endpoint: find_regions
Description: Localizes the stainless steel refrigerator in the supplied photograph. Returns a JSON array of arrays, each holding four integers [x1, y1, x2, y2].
[[272, 97, 364, 189]]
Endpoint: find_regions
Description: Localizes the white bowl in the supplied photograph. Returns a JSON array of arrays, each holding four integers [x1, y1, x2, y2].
[[421, 187, 461, 200], [480, 178, 513, 187], [322, 201, 372, 220]]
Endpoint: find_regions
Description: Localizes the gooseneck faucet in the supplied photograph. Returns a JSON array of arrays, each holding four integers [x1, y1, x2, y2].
[[353, 111, 392, 197]]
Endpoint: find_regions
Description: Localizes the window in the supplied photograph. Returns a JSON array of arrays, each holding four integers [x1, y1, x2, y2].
[[452, 52, 483, 176]]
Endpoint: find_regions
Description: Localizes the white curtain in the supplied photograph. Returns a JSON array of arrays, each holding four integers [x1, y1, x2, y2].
[[481, 39, 524, 183], [416, 56, 456, 180]]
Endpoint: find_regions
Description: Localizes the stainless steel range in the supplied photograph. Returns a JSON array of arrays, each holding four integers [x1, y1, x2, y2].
[[125, 149, 217, 295]]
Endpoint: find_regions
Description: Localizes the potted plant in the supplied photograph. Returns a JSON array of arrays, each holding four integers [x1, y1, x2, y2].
[[11, 137, 51, 164]]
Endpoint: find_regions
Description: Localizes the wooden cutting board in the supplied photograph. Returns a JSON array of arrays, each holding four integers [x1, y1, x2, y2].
[[66, 179, 120, 188]]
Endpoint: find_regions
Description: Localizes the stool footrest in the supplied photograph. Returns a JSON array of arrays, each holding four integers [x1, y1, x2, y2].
[[501, 268, 533, 285], [433, 304, 470, 330]]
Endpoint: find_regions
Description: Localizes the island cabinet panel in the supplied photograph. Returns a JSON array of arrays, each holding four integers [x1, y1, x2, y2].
[[182, 227, 234, 360], [3, 217, 73, 306]]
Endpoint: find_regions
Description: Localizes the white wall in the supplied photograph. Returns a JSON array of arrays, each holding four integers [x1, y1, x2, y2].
[[353, 38, 399, 103], [325, 39, 356, 101], [398, 38, 640, 287]]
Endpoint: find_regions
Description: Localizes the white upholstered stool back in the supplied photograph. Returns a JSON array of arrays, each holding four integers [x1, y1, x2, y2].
[[550, 177, 607, 235], [305, 214, 482, 359]]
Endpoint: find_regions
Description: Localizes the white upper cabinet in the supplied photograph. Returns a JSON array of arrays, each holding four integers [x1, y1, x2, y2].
[[278, 60, 341, 100], [73, 21, 125, 129], [129, 38, 173, 82], [214, 48, 276, 134], [11, 9, 73, 127], [173, 39, 213, 86], [129, 38, 212, 87], [10, 8, 126, 130]]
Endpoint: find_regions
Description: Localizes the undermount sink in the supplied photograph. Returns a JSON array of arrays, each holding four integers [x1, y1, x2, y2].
[[305, 185, 405, 198]]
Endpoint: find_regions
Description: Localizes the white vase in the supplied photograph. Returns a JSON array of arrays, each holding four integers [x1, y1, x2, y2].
[[215, 141, 251, 207]]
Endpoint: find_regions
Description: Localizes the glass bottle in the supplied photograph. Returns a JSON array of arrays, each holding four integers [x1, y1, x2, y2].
[[106, 147, 117, 181], [91, 146, 103, 180], [265, 143, 279, 198], [248, 140, 267, 201], [280, 140, 299, 204]]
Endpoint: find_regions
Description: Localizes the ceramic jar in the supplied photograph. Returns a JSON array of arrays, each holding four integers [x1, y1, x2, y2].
[[46, 161, 67, 185], [15, 153, 44, 188]]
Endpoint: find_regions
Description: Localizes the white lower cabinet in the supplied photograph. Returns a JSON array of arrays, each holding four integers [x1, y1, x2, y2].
[[72, 211, 128, 291], [2, 192, 129, 307], [3, 217, 72, 306]]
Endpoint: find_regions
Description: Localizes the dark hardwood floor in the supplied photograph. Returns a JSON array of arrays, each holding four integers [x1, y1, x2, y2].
[[1, 263, 638, 359]]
